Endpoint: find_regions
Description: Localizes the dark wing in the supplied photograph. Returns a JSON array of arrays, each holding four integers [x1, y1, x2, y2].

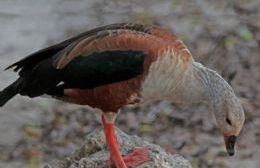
[[6, 23, 152, 98], [18, 50, 146, 98], [61, 50, 145, 89]]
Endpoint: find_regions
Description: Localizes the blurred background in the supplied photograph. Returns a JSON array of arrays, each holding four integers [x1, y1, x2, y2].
[[0, 0, 259, 167]]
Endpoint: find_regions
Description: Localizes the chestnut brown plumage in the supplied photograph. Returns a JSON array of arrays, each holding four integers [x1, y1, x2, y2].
[[0, 23, 245, 167]]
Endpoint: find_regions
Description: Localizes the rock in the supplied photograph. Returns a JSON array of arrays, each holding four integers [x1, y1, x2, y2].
[[45, 127, 192, 168]]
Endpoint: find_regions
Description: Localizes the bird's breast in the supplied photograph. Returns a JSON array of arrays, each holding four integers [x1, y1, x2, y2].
[[140, 48, 193, 103]]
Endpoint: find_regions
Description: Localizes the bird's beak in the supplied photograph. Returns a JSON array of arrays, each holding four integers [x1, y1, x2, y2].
[[224, 135, 237, 156]]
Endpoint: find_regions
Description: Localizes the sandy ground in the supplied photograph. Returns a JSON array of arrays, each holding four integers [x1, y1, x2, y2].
[[0, 0, 259, 167]]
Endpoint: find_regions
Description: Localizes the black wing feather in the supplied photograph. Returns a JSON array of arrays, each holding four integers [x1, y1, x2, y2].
[[23, 50, 145, 97], [61, 50, 145, 89]]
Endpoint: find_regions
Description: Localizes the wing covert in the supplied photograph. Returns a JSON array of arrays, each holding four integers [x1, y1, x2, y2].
[[60, 50, 146, 89]]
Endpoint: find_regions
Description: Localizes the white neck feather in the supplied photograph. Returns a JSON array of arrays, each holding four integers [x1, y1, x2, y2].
[[141, 50, 207, 104]]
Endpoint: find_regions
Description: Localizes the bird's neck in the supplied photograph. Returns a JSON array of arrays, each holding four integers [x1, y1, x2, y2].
[[166, 61, 210, 104], [167, 61, 234, 106], [190, 62, 234, 107]]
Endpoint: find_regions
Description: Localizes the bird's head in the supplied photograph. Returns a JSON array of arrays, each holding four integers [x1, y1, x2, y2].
[[201, 68, 245, 156], [193, 63, 245, 156], [210, 88, 245, 156]]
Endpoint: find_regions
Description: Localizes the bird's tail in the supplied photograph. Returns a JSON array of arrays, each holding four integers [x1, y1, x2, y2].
[[0, 78, 22, 107]]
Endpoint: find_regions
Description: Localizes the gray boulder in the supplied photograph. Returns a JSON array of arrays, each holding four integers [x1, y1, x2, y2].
[[45, 127, 192, 168]]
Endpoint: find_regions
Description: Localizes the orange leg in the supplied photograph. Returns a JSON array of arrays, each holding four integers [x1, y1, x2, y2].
[[102, 113, 127, 168], [102, 113, 150, 168]]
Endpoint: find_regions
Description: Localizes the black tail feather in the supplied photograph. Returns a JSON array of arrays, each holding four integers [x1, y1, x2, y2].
[[0, 78, 22, 107]]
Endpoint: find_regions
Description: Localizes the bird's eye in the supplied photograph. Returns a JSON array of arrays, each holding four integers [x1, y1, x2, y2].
[[226, 118, 232, 126]]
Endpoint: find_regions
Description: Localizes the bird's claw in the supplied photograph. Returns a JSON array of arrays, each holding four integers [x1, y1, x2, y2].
[[107, 147, 151, 168]]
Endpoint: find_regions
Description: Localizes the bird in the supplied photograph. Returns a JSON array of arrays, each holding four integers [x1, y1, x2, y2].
[[0, 23, 245, 168]]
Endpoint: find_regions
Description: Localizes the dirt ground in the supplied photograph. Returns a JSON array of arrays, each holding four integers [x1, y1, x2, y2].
[[0, 0, 259, 168]]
